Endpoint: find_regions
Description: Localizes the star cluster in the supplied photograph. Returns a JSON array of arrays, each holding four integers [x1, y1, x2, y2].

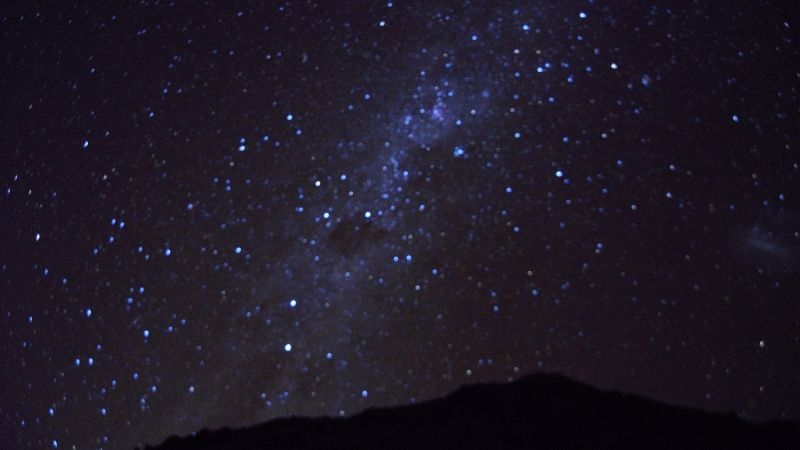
[[2, 1, 799, 449]]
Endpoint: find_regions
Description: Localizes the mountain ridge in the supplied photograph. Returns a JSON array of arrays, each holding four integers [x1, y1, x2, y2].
[[141, 373, 800, 449]]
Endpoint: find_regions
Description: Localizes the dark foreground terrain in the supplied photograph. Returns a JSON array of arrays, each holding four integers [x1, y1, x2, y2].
[[143, 373, 800, 450]]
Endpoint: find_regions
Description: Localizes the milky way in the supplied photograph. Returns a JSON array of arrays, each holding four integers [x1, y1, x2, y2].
[[3, 1, 799, 449]]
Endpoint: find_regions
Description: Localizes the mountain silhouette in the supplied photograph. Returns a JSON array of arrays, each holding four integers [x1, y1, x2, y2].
[[141, 373, 799, 450]]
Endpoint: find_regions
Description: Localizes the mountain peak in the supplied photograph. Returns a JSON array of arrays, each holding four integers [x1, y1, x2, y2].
[[142, 373, 799, 450]]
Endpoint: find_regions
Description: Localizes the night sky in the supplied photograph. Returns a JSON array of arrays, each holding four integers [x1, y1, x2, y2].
[[2, 1, 800, 449]]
